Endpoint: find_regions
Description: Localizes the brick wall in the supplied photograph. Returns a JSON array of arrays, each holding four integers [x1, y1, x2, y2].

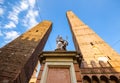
[[0, 21, 52, 83]]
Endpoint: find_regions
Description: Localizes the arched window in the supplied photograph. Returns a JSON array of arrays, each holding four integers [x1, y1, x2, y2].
[[110, 75, 119, 83], [83, 76, 91, 83], [100, 75, 109, 83], [92, 76, 99, 83]]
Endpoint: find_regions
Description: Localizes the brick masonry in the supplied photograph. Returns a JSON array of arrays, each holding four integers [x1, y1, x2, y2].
[[36, 64, 45, 83], [74, 63, 82, 83], [46, 67, 71, 83], [0, 21, 52, 83], [67, 11, 120, 81]]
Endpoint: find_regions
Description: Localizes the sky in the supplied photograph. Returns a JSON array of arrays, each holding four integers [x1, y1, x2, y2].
[[0, 0, 120, 54]]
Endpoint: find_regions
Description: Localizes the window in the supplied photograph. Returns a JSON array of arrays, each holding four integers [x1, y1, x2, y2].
[[90, 42, 94, 46], [36, 30, 39, 32]]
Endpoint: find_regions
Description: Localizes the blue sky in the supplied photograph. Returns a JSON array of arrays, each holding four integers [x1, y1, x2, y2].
[[0, 0, 120, 54]]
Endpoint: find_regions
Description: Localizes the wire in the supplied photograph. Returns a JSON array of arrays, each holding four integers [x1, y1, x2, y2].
[[112, 39, 120, 47]]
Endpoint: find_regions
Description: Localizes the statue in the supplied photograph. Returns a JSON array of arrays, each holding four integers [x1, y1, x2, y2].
[[55, 35, 68, 51]]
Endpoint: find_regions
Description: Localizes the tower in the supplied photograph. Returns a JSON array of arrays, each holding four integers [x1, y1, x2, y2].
[[67, 11, 120, 83], [0, 21, 52, 83]]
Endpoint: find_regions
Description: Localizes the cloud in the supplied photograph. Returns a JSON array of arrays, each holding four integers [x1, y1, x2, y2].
[[8, 1, 28, 24], [0, 7, 4, 16], [4, 21, 16, 29], [22, 0, 39, 29], [4, 30, 20, 41], [20, 0, 29, 10], [28, 0, 36, 8], [0, 0, 4, 4], [6, 0, 29, 29], [23, 9, 38, 28], [5, 0, 38, 29], [8, 10, 19, 24]]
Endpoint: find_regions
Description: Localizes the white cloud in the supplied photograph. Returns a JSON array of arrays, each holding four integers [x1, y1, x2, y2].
[[7, 0, 29, 25], [3, 0, 38, 29], [4, 21, 16, 29], [22, 0, 39, 29], [28, 0, 36, 8], [0, 0, 4, 4], [4, 31, 20, 40], [20, 1, 29, 10], [8, 11, 19, 24], [0, 7, 4, 16], [23, 9, 38, 28]]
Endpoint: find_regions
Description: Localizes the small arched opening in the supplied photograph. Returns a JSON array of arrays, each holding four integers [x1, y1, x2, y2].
[[100, 75, 109, 83], [92, 76, 99, 83], [83, 76, 91, 83], [110, 75, 119, 83]]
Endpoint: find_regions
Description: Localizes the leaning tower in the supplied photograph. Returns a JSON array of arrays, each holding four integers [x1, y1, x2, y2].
[[67, 11, 120, 83], [0, 21, 52, 83]]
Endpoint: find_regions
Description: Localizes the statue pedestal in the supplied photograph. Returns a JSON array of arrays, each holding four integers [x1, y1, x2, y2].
[[36, 51, 82, 83]]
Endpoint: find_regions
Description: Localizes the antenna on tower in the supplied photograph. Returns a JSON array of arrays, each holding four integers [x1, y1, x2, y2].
[[112, 39, 120, 47]]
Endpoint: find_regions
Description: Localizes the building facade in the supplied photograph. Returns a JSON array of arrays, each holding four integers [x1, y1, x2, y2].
[[0, 11, 120, 83], [67, 11, 120, 83]]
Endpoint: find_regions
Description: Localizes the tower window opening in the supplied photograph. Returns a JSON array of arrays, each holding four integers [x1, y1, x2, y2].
[[36, 30, 39, 32], [90, 42, 94, 46]]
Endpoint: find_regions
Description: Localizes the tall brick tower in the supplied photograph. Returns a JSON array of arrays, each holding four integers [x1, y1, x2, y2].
[[67, 11, 120, 83], [0, 21, 52, 83]]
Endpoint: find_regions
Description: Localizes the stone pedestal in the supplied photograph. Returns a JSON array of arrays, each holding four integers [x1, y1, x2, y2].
[[36, 51, 82, 83]]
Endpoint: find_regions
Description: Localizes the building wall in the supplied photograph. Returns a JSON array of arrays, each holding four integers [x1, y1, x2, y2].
[[66, 11, 120, 82]]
